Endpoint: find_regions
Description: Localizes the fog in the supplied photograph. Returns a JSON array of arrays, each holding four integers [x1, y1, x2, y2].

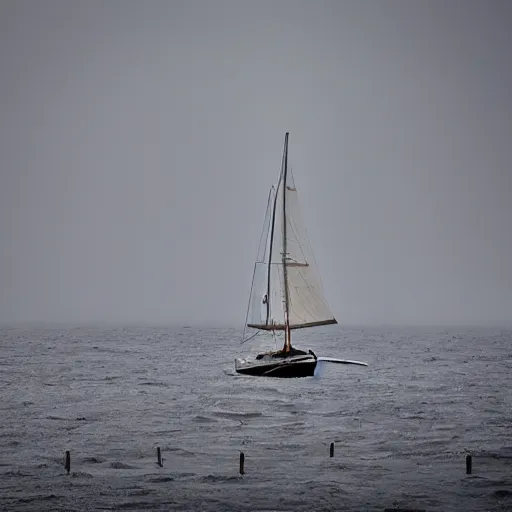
[[1, 0, 511, 326]]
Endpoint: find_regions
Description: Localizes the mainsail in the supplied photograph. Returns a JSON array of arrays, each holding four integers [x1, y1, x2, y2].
[[245, 133, 337, 334]]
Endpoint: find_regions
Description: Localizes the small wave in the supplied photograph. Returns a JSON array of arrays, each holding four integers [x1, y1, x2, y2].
[[400, 414, 426, 420], [18, 494, 60, 503], [110, 462, 136, 469], [194, 415, 217, 423], [484, 450, 512, 460], [212, 410, 263, 419], [262, 442, 304, 450], [144, 471, 195, 481], [317, 410, 343, 418], [128, 489, 153, 496], [254, 386, 288, 396], [71, 471, 93, 478], [2, 470, 31, 477], [201, 474, 241, 483], [283, 421, 306, 430], [0, 431, 21, 438], [360, 451, 394, 460], [139, 382, 169, 388], [148, 476, 174, 483], [115, 501, 159, 510], [463, 477, 509, 489], [263, 421, 305, 430], [83, 456, 105, 463], [431, 423, 457, 431], [62, 425, 81, 432], [166, 447, 196, 457], [493, 490, 512, 498]]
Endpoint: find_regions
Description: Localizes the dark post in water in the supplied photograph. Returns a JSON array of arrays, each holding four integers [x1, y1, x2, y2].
[[330, 442, 334, 458], [466, 454, 472, 474], [239, 452, 245, 475], [157, 447, 162, 467], [65, 450, 70, 474]]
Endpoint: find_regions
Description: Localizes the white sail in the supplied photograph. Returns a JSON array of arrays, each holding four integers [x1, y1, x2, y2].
[[245, 135, 337, 332]]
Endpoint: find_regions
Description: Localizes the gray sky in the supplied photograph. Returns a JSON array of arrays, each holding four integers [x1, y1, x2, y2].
[[1, 0, 511, 326]]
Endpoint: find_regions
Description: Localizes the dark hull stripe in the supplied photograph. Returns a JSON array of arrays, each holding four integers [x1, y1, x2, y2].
[[235, 360, 317, 378]]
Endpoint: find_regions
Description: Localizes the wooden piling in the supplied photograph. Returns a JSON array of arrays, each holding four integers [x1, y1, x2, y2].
[[466, 454, 472, 475], [65, 450, 70, 474], [157, 447, 162, 467], [330, 442, 334, 458], [239, 451, 245, 475]]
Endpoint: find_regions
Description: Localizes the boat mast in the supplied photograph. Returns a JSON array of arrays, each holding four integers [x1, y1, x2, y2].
[[282, 132, 291, 352], [265, 182, 279, 328]]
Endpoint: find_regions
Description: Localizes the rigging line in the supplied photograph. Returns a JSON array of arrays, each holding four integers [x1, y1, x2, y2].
[[240, 262, 258, 343], [257, 186, 275, 262], [241, 329, 261, 344], [243, 186, 276, 343]]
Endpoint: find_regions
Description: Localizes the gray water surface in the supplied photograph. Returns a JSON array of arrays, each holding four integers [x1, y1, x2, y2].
[[1, 325, 511, 511]]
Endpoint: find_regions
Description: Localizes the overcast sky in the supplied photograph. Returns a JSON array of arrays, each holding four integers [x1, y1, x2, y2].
[[1, 0, 511, 326]]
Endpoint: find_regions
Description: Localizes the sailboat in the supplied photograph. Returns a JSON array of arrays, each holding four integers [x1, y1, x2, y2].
[[235, 132, 367, 378]]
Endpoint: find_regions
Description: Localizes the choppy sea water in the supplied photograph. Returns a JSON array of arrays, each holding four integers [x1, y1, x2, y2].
[[1, 324, 511, 512]]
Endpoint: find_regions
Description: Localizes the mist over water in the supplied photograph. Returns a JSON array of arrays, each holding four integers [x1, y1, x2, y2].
[[1, 324, 511, 511]]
